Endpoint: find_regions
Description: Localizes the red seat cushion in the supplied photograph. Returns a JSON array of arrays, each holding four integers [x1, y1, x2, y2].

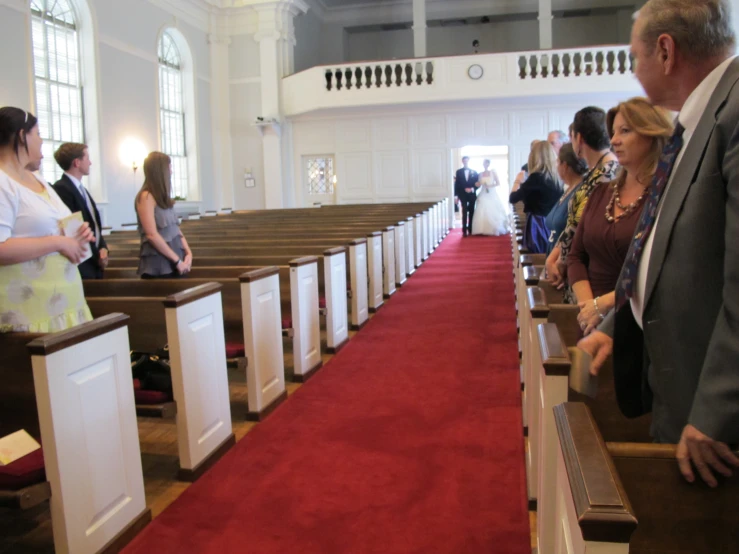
[[134, 389, 171, 405], [282, 318, 292, 330], [0, 448, 45, 491], [225, 343, 245, 358], [133, 378, 142, 391], [319, 297, 326, 309]]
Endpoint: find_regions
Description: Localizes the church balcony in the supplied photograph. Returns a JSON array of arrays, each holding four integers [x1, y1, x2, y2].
[[282, 44, 639, 117]]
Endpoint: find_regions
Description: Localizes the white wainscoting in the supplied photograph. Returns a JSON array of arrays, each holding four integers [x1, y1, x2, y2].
[[291, 94, 629, 208]]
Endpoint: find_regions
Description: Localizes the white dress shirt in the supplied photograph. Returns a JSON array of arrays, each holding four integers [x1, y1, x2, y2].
[[65, 173, 100, 247], [464, 168, 470, 182], [630, 55, 738, 328]]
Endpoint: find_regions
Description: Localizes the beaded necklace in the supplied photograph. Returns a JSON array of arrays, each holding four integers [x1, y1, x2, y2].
[[605, 179, 648, 222]]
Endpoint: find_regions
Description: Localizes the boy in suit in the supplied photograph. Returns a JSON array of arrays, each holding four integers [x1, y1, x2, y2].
[[53, 143, 108, 279]]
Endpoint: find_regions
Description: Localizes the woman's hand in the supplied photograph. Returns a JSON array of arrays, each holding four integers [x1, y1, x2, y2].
[[183, 252, 193, 272], [545, 252, 561, 285], [577, 299, 602, 335], [75, 222, 95, 244], [175, 259, 188, 275], [57, 235, 88, 264], [545, 252, 567, 289]]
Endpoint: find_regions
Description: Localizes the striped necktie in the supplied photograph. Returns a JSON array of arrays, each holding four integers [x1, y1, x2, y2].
[[615, 122, 685, 310]]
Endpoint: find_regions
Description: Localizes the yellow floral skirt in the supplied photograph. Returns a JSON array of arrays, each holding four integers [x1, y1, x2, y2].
[[0, 253, 93, 333]]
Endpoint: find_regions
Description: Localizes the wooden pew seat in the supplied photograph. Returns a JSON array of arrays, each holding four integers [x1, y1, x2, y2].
[[554, 403, 739, 553]]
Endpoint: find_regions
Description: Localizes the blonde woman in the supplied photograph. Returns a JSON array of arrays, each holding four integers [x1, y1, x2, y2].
[[0, 107, 94, 332], [135, 152, 192, 278], [509, 141, 563, 253], [567, 98, 673, 334]]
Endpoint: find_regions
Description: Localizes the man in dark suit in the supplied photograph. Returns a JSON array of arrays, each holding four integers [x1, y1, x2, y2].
[[454, 156, 478, 236], [579, 0, 739, 487], [53, 143, 108, 279]]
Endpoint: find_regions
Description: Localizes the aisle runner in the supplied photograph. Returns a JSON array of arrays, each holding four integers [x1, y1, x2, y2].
[[124, 230, 529, 554]]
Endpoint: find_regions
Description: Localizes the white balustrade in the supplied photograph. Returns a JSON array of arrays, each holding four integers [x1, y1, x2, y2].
[[283, 46, 638, 116]]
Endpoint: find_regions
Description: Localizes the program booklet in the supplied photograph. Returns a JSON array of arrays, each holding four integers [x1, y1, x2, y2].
[[58, 211, 92, 264], [568, 347, 599, 399], [0, 429, 41, 466]]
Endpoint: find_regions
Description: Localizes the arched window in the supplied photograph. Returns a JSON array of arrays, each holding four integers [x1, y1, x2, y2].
[[31, 0, 85, 182], [158, 31, 189, 200]]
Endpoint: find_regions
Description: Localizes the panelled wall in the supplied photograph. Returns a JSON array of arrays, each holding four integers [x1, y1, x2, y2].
[[291, 93, 630, 208]]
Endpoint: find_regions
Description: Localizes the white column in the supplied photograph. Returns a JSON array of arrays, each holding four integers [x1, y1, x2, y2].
[[412, 0, 427, 58], [208, 33, 235, 211], [253, 0, 307, 209], [538, 0, 553, 50]]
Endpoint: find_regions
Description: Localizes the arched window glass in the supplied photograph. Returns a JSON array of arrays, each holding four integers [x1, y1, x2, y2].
[[158, 31, 188, 199], [31, 0, 85, 182]]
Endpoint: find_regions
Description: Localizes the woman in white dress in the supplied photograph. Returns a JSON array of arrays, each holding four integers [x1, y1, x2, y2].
[[471, 159, 509, 236]]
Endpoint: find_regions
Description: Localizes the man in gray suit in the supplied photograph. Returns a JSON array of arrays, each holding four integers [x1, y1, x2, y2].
[[579, 0, 739, 487]]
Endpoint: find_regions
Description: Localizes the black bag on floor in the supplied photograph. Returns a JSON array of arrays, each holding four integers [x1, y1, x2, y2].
[[130, 352, 173, 395]]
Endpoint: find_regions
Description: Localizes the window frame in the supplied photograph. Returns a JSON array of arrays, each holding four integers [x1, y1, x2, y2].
[[28, 0, 104, 203], [155, 27, 200, 203]]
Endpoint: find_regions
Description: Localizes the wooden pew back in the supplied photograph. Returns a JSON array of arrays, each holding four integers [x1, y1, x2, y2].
[[0, 332, 44, 440]]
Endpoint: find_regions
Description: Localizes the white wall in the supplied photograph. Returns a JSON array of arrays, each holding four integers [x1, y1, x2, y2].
[[0, 6, 32, 108], [348, 28, 413, 62], [0, 0, 216, 228], [553, 13, 629, 48], [290, 92, 631, 208], [228, 34, 265, 211], [343, 12, 632, 64], [428, 21, 539, 56], [294, 8, 323, 72]]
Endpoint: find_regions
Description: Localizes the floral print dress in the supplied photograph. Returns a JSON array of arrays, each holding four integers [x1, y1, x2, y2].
[[0, 184, 92, 332]]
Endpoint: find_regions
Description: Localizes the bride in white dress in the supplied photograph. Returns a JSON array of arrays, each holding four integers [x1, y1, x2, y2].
[[471, 159, 509, 236]]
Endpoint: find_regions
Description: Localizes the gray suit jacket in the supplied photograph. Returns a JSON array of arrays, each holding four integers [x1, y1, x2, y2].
[[600, 58, 739, 444]]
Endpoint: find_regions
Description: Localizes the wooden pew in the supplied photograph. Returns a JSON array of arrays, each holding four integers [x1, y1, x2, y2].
[[86, 278, 290, 420], [553, 402, 739, 554], [529, 293, 652, 552], [0, 315, 150, 553], [84, 285, 237, 478]]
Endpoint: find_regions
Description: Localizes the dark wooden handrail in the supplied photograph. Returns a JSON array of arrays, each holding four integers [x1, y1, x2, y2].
[[27, 313, 130, 356]]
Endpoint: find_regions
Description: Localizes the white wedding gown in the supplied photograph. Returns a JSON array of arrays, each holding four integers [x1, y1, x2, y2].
[[471, 174, 509, 236]]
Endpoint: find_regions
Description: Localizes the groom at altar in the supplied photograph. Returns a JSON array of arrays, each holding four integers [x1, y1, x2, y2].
[[454, 156, 478, 236]]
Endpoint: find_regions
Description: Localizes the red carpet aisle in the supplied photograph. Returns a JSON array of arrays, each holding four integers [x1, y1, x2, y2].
[[124, 229, 529, 554]]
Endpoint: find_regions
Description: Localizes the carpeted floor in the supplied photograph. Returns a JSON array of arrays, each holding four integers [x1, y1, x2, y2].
[[123, 229, 529, 554]]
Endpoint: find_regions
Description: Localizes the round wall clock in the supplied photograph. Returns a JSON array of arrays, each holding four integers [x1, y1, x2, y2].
[[467, 64, 483, 80]]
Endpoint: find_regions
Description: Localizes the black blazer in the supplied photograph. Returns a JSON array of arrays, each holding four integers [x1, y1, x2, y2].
[[53, 174, 107, 279], [454, 168, 478, 201], [509, 172, 562, 216]]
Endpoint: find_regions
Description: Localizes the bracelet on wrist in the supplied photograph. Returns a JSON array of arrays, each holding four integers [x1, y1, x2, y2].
[[593, 297, 606, 320]]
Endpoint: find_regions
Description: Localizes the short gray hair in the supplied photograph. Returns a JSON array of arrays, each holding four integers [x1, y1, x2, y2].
[[638, 0, 736, 59], [548, 130, 568, 144]]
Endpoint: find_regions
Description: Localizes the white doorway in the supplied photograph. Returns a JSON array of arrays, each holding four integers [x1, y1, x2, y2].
[[451, 145, 511, 218]]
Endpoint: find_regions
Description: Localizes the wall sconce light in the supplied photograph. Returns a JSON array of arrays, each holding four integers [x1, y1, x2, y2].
[[119, 138, 147, 175]]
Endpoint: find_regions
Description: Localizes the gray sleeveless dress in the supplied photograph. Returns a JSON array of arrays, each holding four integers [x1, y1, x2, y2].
[[136, 204, 185, 277]]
